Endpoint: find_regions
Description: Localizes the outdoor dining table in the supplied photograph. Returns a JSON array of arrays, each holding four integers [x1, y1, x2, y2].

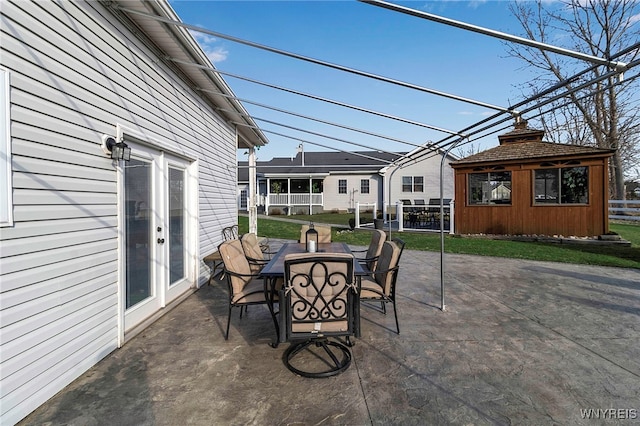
[[260, 242, 369, 346]]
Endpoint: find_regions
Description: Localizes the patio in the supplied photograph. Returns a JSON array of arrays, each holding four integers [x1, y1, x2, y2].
[[19, 240, 640, 425]]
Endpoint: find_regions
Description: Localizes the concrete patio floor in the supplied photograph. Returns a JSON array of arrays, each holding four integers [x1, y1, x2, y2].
[[19, 240, 640, 425]]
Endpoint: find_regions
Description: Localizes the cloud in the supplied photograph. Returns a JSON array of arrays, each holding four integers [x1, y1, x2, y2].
[[190, 30, 228, 63], [630, 13, 640, 24]]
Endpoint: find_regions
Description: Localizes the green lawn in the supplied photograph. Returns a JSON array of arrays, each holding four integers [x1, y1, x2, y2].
[[239, 215, 640, 269]]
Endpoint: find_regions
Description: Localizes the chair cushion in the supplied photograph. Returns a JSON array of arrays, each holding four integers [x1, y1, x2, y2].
[[373, 241, 400, 295], [219, 239, 253, 296], [241, 233, 264, 260], [365, 229, 386, 270], [359, 277, 384, 299], [284, 253, 354, 330], [232, 278, 268, 304], [292, 320, 349, 333]]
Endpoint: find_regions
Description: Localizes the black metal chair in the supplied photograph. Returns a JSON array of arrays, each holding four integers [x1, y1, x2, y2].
[[279, 253, 358, 378], [351, 229, 386, 272], [218, 239, 271, 340], [359, 238, 404, 334]]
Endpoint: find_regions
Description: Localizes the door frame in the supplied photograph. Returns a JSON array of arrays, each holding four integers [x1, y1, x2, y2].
[[115, 124, 199, 346]]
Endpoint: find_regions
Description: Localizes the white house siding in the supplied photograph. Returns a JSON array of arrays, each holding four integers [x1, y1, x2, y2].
[[322, 173, 382, 212], [0, 1, 237, 424], [387, 155, 455, 204]]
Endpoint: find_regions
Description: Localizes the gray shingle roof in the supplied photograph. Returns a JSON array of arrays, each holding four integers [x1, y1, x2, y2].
[[238, 151, 404, 181], [451, 141, 614, 166]]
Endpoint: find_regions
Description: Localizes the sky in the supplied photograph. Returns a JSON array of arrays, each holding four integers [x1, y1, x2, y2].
[[167, 1, 614, 162]]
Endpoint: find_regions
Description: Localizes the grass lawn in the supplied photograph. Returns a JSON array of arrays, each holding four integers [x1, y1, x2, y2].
[[239, 215, 640, 269]]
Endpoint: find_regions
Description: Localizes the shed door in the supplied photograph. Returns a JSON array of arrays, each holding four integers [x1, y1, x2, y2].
[[122, 144, 194, 333]]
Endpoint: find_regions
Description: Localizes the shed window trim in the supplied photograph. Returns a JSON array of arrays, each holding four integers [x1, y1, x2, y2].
[[534, 166, 589, 205], [0, 67, 12, 227], [468, 171, 512, 205]]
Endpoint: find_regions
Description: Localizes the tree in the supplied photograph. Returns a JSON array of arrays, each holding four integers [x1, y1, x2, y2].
[[507, 0, 640, 199]]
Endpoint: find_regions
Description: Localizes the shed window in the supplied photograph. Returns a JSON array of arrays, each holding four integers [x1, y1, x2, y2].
[[534, 167, 588, 204], [468, 171, 512, 205], [338, 179, 347, 194]]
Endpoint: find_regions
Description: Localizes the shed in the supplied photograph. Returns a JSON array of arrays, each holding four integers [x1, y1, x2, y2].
[[450, 121, 615, 237]]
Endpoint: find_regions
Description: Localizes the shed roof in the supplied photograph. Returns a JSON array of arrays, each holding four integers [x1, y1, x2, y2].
[[451, 141, 614, 167]]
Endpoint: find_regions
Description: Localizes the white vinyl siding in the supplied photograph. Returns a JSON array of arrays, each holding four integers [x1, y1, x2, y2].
[[0, 67, 12, 227], [0, 1, 237, 424]]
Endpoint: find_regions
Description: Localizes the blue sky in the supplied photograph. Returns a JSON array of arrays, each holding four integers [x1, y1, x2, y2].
[[169, 1, 562, 161]]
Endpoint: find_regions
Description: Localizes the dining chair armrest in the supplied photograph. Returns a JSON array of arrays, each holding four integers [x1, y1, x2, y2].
[[356, 255, 379, 265], [222, 268, 262, 280]]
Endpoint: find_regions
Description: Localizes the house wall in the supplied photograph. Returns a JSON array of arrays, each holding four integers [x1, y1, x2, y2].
[[322, 173, 382, 212], [387, 155, 455, 206], [0, 1, 237, 424], [453, 159, 609, 236]]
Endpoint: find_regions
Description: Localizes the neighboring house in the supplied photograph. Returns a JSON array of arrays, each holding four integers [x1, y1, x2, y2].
[[0, 1, 266, 424], [450, 121, 614, 236], [238, 148, 456, 216]]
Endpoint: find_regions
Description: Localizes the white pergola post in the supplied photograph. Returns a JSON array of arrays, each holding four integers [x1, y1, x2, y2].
[[248, 146, 257, 234]]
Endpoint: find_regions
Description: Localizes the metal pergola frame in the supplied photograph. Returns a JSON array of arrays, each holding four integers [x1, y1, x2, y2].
[[113, 0, 638, 311]]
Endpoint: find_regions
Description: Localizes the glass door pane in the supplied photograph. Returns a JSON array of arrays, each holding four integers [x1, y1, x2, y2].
[[168, 167, 185, 285], [125, 159, 152, 308]]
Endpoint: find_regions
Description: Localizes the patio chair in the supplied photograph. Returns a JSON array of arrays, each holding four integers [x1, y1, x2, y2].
[[240, 232, 275, 274], [299, 224, 332, 243], [218, 239, 272, 340], [222, 224, 238, 241], [359, 238, 404, 334], [204, 225, 240, 284], [279, 253, 358, 378], [351, 229, 386, 272]]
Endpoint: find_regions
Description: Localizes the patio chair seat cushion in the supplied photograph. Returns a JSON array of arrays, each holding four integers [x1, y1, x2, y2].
[[359, 278, 384, 299], [231, 278, 269, 304], [292, 319, 349, 333]]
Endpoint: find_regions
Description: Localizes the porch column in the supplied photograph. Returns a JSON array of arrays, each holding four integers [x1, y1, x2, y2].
[[265, 178, 270, 216], [309, 177, 312, 215], [287, 178, 291, 215], [248, 147, 257, 234]]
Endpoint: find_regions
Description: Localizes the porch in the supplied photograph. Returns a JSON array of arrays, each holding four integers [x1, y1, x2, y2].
[[20, 241, 640, 425]]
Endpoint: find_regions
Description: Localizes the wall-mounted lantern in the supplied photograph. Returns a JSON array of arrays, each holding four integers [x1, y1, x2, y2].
[[101, 135, 131, 162]]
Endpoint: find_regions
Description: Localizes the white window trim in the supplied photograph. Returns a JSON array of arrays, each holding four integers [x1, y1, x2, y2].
[[0, 67, 13, 227]]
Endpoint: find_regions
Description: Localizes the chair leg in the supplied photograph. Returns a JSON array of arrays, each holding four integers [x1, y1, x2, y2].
[[392, 300, 400, 334], [225, 305, 232, 340]]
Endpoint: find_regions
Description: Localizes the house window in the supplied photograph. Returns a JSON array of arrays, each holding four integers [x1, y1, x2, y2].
[[360, 179, 369, 194], [0, 67, 12, 227], [413, 176, 424, 192], [338, 179, 347, 194], [402, 176, 423, 193], [468, 171, 512, 205], [534, 167, 588, 204]]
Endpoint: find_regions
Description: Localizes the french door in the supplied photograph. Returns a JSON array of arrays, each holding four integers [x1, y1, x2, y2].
[[122, 143, 194, 333]]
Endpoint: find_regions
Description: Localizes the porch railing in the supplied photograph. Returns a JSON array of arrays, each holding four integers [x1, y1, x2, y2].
[[266, 193, 324, 215]]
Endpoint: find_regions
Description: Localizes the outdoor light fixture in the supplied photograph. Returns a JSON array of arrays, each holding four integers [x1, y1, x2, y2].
[[305, 222, 318, 253], [101, 134, 131, 162]]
